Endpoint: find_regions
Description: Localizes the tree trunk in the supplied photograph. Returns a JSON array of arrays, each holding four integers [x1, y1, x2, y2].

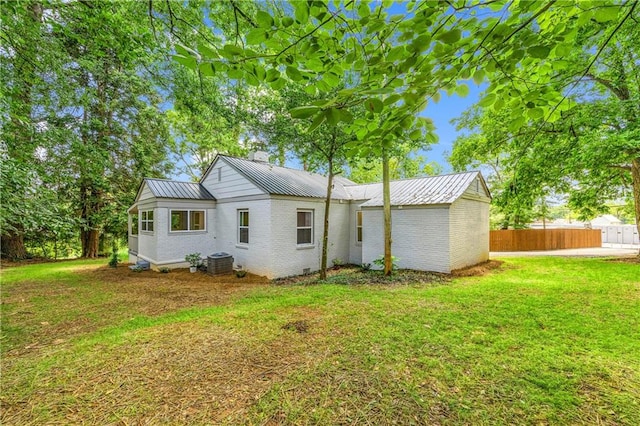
[[1, 230, 28, 260], [631, 157, 640, 257], [79, 181, 101, 258], [382, 147, 393, 275], [98, 233, 106, 256], [81, 229, 99, 258], [320, 157, 334, 280]]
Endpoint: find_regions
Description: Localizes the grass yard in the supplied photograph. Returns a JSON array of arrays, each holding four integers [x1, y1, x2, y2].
[[1, 257, 639, 425]]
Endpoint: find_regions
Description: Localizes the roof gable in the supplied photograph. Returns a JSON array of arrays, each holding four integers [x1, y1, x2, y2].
[[209, 155, 355, 199], [351, 171, 490, 207]]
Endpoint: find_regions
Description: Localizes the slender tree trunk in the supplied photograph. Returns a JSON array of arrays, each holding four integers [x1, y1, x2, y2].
[[320, 157, 334, 280], [98, 233, 105, 256], [382, 147, 392, 275], [631, 157, 640, 257], [79, 181, 100, 258]]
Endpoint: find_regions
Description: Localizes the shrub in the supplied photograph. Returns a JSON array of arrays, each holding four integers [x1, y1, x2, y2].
[[108, 251, 119, 268], [372, 255, 399, 271], [159, 267, 170, 273], [360, 262, 371, 271], [332, 258, 344, 268]]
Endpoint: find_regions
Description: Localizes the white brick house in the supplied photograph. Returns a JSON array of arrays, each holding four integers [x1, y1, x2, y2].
[[127, 153, 491, 278]]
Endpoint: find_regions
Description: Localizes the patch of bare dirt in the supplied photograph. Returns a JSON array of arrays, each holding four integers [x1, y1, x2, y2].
[[606, 256, 639, 264], [274, 265, 450, 286], [451, 260, 505, 277], [282, 320, 309, 333]]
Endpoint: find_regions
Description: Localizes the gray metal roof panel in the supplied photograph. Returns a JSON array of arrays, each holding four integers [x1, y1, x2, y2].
[[144, 178, 216, 200], [353, 171, 483, 207], [220, 155, 355, 199]]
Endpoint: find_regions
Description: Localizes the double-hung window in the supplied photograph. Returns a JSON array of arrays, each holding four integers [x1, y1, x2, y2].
[[238, 210, 249, 244], [141, 210, 154, 232], [297, 210, 313, 245], [170, 210, 206, 232], [356, 211, 363, 243]]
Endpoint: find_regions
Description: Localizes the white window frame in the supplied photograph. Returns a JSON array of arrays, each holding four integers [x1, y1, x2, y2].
[[296, 209, 314, 246], [140, 210, 154, 233], [356, 210, 363, 243], [169, 209, 206, 233], [238, 209, 249, 244]]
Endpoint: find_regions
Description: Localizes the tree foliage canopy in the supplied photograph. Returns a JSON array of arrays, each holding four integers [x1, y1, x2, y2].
[[451, 10, 640, 230]]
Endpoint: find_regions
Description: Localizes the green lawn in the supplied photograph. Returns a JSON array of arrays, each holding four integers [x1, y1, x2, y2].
[[1, 257, 639, 424]]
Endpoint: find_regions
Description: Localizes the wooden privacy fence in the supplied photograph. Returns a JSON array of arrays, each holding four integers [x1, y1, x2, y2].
[[490, 229, 602, 252]]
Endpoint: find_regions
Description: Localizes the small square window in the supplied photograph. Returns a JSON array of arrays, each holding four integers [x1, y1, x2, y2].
[[141, 210, 154, 232]]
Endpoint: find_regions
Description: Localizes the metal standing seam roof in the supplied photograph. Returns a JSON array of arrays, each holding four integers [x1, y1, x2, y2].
[[138, 156, 485, 205], [144, 178, 216, 200], [219, 155, 355, 199], [347, 171, 483, 207]]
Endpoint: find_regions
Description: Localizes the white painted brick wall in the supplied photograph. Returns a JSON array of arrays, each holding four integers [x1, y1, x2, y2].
[[268, 198, 350, 278], [449, 197, 490, 270], [362, 207, 451, 273], [215, 199, 273, 277]]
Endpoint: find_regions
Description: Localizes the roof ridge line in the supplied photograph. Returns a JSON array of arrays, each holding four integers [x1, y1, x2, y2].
[[343, 170, 479, 187], [145, 177, 202, 185]]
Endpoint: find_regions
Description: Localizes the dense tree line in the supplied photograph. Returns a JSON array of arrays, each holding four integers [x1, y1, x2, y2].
[[1, 1, 245, 259]]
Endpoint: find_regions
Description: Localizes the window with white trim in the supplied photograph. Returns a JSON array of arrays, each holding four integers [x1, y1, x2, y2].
[[170, 209, 205, 232], [297, 210, 313, 245], [356, 211, 362, 243], [141, 210, 154, 232], [238, 209, 249, 244]]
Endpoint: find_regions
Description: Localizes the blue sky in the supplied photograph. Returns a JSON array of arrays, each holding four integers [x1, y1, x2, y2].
[[417, 86, 482, 173]]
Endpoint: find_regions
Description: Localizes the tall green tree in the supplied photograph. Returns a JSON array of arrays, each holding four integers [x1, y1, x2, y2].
[[244, 82, 358, 279], [52, 1, 173, 256], [0, 1, 47, 259], [452, 14, 640, 240], [2, 1, 186, 258]]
